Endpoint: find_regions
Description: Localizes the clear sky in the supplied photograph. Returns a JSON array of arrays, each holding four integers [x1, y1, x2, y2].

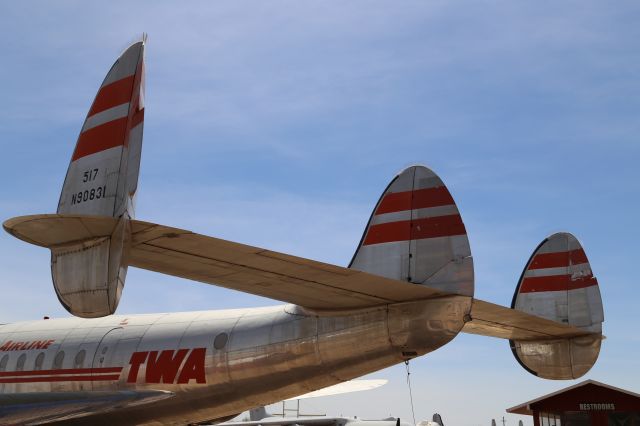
[[1, 2, 638, 425]]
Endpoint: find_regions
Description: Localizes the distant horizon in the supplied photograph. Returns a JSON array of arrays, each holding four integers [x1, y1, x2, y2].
[[1, 2, 638, 425]]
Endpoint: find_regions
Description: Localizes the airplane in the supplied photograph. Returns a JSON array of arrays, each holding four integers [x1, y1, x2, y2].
[[216, 379, 395, 426], [218, 403, 444, 426], [219, 379, 445, 426], [226, 407, 417, 426], [0, 38, 604, 425]]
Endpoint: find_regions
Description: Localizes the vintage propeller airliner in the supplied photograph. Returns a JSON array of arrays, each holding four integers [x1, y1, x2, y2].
[[0, 39, 604, 425]]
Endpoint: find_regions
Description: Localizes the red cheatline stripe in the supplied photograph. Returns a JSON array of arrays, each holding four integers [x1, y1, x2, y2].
[[88, 75, 135, 117], [0, 367, 122, 377], [72, 117, 128, 161], [528, 248, 589, 270], [519, 275, 598, 293], [0, 374, 121, 384], [376, 187, 455, 215], [363, 215, 466, 245]]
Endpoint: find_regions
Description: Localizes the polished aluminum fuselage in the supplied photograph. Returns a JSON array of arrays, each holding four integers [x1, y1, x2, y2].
[[0, 296, 469, 425]]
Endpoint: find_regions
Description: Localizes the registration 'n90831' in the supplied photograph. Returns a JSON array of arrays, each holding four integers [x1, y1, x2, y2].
[[71, 185, 107, 205]]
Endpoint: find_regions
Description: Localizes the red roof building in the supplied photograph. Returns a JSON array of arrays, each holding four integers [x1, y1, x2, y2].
[[507, 380, 640, 426]]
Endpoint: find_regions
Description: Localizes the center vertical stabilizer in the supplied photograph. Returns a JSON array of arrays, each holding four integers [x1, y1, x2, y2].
[[349, 165, 474, 297]]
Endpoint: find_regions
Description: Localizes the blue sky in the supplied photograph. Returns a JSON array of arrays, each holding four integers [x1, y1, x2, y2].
[[1, 1, 639, 425]]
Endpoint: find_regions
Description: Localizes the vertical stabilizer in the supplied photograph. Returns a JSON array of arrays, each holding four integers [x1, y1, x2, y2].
[[349, 165, 473, 297], [58, 40, 145, 217], [52, 40, 145, 317], [510, 232, 604, 379]]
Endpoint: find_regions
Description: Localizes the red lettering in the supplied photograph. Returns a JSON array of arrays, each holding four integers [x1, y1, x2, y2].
[[0, 339, 56, 352], [177, 348, 206, 384], [127, 351, 148, 383], [146, 349, 189, 384], [126, 348, 207, 384]]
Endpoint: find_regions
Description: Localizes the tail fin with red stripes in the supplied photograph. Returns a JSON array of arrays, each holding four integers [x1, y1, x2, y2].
[[349, 165, 474, 297], [50, 39, 145, 317], [510, 233, 604, 379], [58, 40, 145, 218]]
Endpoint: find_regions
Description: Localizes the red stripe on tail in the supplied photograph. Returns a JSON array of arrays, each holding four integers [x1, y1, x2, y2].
[[72, 117, 128, 161], [528, 249, 589, 270], [88, 75, 135, 117], [363, 215, 466, 245], [519, 275, 598, 293], [376, 187, 455, 215]]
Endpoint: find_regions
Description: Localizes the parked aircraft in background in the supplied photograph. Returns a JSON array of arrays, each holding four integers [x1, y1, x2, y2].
[[0, 38, 605, 425], [219, 404, 444, 426]]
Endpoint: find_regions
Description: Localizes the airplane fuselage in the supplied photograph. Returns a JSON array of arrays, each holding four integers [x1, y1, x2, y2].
[[0, 297, 468, 425]]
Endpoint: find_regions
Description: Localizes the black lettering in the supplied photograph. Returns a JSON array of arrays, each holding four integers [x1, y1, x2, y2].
[[72, 194, 77, 204], [90, 188, 95, 200], [83, 190, 88, 201]]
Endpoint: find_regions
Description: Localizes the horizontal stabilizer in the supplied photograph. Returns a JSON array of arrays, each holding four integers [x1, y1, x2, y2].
[[4, 214, 445, 311], [463, 299, 594, 341], [5, 214, 598, 347]]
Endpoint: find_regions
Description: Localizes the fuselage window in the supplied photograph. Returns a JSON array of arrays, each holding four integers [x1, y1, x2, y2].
[[214, 332, 229, 350], [34, 352, 45, 370], [0, 354, 8, 372], [53, 351, 65, 369], [16, 354, 26, 371], [74, 349, 86, 368]]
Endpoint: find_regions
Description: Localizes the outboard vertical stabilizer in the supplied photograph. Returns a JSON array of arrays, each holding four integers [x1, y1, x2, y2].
[[510, 232, 604, 379], [38, 40, 145, 317], [48, 40, 146, 317]]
